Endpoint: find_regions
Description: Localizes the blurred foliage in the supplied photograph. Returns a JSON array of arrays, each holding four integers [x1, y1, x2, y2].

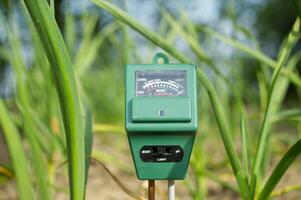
[[0, 0, 300, 199]]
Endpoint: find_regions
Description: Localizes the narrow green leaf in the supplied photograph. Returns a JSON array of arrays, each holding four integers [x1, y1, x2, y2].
[[271, 50, 301, 113], [271, 109, 301, 122], [158, 8, 230, 83], [22, 0, 86, 199], [236, 170, 251, 200], [252, 18, 300, 181], [4, 15, 50, 200], [64, 12, 76, 55], [197, 70, 251, 200], [84, 105, 93, 186], [258, 138, 301, 200], [159, 8, 210, 63], [196, 71, 240, 172], [240, 110, 249, 178], [179, 10, 199, 41], [249, 175, 257, 200], [271, 184, 301, 198], [20, 1, 63, 156], [256, 70, 268, 112], [74, 22, 119, 76], [0, 100, 34, 200], [196, 26, 301, 89], [92, 0, 190, 63], [50, 0, 55, 17]]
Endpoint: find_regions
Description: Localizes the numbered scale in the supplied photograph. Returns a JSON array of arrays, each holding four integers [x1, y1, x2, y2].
[[136, 70, 186, 97]]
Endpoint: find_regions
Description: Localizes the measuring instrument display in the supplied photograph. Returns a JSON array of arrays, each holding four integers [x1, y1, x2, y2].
[[136, 70, 186, 97]]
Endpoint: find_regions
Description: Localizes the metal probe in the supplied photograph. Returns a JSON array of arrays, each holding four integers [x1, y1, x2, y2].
[[168, 180, 175, 200], [148, 180, 155, 200]]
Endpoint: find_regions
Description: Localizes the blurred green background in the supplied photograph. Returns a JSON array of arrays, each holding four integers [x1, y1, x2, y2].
[[0, 0, 300, 199]]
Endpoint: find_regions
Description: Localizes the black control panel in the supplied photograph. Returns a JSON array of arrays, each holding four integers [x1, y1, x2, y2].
[[140, 145, 184, 162]]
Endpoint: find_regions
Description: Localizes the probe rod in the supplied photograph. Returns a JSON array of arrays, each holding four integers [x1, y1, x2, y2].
[[148, 180, 155, 200], [168, 180, 175, 200]]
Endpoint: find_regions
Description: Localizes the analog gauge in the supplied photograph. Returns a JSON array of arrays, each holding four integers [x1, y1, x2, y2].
[[136, 70, 186, 96]]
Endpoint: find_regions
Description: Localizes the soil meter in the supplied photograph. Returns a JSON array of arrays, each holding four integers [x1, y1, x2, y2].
[[125, 53, 198, 180]]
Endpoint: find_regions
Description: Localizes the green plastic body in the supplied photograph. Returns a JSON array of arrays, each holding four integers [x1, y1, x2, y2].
[[132, 97, 192, 122], [125, 54, 198, 180]]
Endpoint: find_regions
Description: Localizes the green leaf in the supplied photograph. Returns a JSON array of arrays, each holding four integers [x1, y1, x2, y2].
[[240, 110, 249, 178], [196, 26, 301, 89], [84, 105, 93, 186], [271, 108, 301, 122], [2, 12, 58, 168], [252, 18, 300, 180], [197, 70, 251, 200], [236, 170, 251, 200], [2, 13, 50, 200], [64, 12, 76, 55], [158, 8, 230, 84], [158, 8, 210, 63], [249, 175, 257, 200], [22, 0, 86, 199], [256, 69, 269, 112], [258, 138, 301, 200], [270, 50, 301, 113], [74, 22, 119, 76], [91, 0, 190, 63], [0, 100, 35, 200]]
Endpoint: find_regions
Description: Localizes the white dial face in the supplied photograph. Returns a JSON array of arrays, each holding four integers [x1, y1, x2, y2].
[[136, 70, 186, 96]]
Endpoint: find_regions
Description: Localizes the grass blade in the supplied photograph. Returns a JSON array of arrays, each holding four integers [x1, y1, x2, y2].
[[196, 26, 301, 89], [84, 105, 93, 186], [22, 0, 86, 199], [1, 12, 51, 199], [258, 138, 301, 200], [240, 110, 249, 178], [158, 8, 231, 84], [158, 8, 210, 63], [0, 100, 35, 200], [271, 50, 301, 113], [271, 184, 301, 198], [74, 22, 119, 76], [252, 18, 300, 181], [197, 70, 251, 200], [196, 71, 241, 173], [271, 109, 301, 122], [91, 0, 190, 63], [64, 12, 76, 55], [198, 26, 276, 66]]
